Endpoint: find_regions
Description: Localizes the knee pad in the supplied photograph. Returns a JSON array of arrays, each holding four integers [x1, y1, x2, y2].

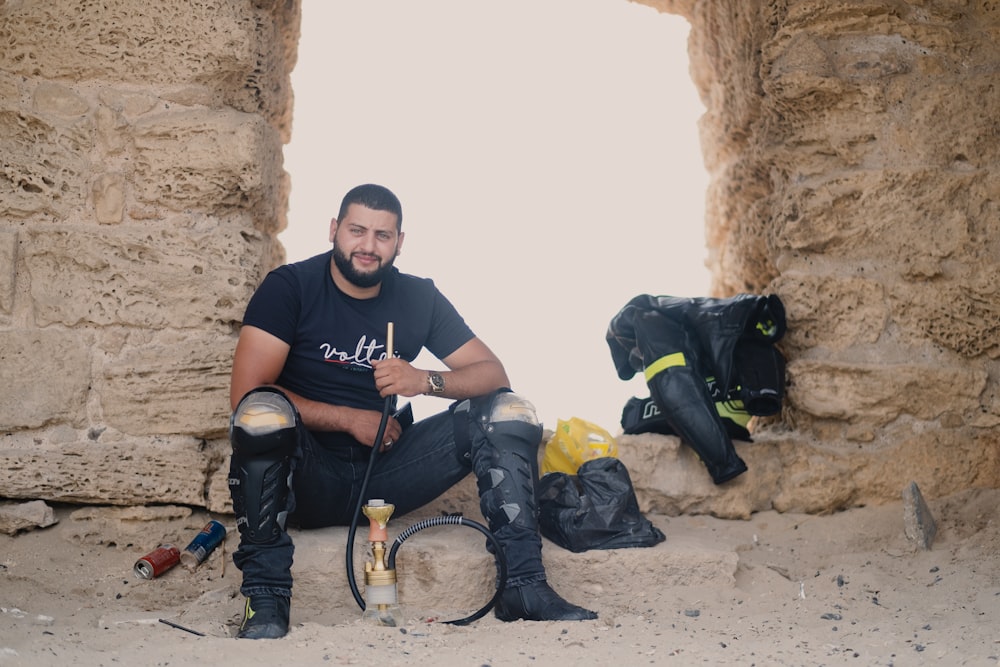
[[488, 391, 543, 437], [230, 388, 299, 457], [471, 392, 544, 531], [452, 390, 542, 460], [476, 391, 544, 453], [228, 388, 298, 544]]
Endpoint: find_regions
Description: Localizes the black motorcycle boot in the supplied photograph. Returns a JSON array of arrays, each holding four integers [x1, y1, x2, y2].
[[495, 580, 598, 622], [237, 593, 290, 639], [467, 392, 599, 622]]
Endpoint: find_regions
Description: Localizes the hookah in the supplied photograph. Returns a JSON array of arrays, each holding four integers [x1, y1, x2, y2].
[[345, 322, 508, 626]]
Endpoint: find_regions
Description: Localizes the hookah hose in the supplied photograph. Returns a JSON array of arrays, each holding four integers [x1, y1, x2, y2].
[[387, 514, 507, 625], [345, 324, 508, 626], [344, 391, 392, 615]]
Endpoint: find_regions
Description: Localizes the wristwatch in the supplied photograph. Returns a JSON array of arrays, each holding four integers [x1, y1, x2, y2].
[[427, 371, 445, 394]]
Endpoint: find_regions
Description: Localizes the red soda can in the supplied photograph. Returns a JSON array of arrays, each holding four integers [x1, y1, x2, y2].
[[134, 544, 180, 579], [180, 520, 227, 570]]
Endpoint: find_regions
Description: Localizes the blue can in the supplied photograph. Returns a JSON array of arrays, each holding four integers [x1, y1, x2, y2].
[[180, 520, 227, 570]]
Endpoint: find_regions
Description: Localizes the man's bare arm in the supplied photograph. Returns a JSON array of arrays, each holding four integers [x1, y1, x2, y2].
[[230, 325, 402, 446], [372, 337, 510, 400]]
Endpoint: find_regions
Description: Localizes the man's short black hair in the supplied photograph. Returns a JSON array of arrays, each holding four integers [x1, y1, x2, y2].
[[338, 184, 403, 230]]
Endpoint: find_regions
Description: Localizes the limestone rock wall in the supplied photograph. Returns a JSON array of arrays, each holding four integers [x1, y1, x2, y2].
[[653, 0, 1000, 511], [1, 0, 997, 516], [0, 0, 299, 512]]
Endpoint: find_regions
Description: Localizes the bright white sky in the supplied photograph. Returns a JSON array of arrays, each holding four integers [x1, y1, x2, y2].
[[281, 0, 709, 434]]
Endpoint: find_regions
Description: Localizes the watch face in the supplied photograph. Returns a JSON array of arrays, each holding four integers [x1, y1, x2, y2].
[[430, 372, 445, 393]]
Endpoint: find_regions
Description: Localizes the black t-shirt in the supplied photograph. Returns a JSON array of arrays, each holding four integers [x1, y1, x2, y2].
[[242, 251, 474, 412]]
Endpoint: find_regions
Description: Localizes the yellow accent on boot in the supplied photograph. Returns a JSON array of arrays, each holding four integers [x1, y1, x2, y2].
[[241, 597, 255, 629]]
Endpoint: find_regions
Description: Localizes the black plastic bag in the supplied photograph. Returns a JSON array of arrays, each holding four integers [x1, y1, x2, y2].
[[537, 457, 666, 553]]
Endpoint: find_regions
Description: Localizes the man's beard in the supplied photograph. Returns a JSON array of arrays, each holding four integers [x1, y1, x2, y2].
[[332, 243, 395, 288]]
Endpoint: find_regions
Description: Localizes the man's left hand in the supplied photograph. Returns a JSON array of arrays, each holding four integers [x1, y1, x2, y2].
[[372, 358, 427, 398]]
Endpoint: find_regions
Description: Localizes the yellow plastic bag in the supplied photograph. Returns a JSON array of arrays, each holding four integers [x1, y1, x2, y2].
[[541, 417, 619, 476]]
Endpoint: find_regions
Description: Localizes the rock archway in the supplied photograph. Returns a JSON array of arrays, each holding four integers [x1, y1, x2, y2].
[[1, 0, 997, 515]]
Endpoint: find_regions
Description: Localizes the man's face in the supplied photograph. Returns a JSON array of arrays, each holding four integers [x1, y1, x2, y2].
[[329, 203, 403, 288]]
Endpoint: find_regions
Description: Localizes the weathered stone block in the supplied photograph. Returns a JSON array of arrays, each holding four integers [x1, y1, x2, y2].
[[612, 426, 1000, 518], [774, 272, 887, 353], [21, 226, 255, 328], [901, 76, 1000, 169], [0, 500, 58, 536], [132, 109, 284, 230], [266, 516, 734, 618], [890, 275, 1000, 359], [98, 330, 234, 438], [0, 430, 225, 507], [612, 433, 782, 520], [0, 0, 255, 86], [0, 107, 92, 219], [771, 428, 1000, 514], [772, 171, 973, 259], [0, 330, 91, 431], [786, 359, 987, 425]]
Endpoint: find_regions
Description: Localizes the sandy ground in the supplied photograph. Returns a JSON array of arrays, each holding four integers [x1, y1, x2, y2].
[[1, 487, 999, 667]]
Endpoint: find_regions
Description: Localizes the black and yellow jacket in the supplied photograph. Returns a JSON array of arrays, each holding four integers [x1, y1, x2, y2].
[[606, 293, 786, 484]]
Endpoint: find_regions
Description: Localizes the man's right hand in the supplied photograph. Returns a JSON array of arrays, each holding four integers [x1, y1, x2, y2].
[[343, 406, 402, 451]]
